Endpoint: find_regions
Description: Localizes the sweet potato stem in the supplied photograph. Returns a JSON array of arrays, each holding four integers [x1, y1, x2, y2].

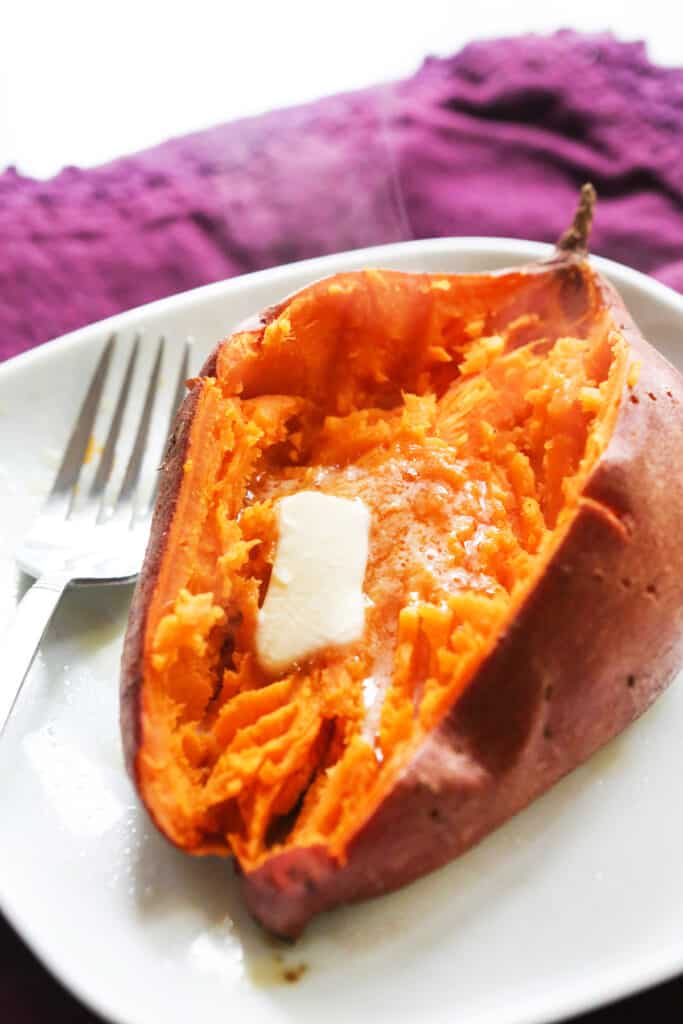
[[555, 183, 597, 256]]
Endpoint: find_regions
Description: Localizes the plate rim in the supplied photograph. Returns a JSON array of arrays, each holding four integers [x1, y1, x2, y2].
[[2, 235, 683, 383]]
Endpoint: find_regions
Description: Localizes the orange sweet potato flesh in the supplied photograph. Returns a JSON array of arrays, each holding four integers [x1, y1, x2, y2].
[[121, 188, 683, 937]]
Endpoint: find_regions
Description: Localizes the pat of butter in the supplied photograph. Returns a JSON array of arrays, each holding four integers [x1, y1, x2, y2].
[[255, 491, 370, 674]]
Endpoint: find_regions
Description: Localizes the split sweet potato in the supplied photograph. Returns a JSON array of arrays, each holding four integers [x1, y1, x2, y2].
[[121, 187, 683, 937]]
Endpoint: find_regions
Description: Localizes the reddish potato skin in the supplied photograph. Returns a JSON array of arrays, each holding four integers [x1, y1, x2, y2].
[[242, 271, 683, 936], [121, 346, 219, 790], [120, 253, 683, 939], [121, 377, 205, 785]]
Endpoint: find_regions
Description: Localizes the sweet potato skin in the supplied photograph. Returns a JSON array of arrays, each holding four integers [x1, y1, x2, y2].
[[121, 381, 201, 786], [121, 343, 220, 791], [120, 251, 683, 938], [242, 269, 683, 936]]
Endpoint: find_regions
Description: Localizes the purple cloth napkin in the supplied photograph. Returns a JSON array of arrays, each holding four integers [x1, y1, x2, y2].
[[2, 28, 683, 1024], [3, 30, 683, 364]]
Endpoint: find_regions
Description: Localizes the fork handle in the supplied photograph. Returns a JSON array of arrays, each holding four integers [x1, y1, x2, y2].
[[0, 574, 70, 737]]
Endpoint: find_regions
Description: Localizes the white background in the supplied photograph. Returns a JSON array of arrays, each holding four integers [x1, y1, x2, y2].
[[2, 0, 683, 179]]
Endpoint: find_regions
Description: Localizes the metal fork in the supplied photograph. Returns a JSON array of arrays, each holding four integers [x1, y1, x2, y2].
[[0, 333, 190, 736]]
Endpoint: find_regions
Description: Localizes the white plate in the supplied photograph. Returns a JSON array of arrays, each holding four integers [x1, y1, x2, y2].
[[1, 238, 683, 1024]]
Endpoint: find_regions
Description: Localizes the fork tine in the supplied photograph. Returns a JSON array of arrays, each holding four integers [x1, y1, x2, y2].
[[143, 338, 191, 517], [116, 336, 165, 512], [168, 338, 191, 434], [90, 335, 140, 504], [48, 333, 115, 501]]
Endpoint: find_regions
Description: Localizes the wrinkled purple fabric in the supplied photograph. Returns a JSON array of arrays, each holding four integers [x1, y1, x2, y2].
[[3, 30, 683, 364], [2, 28, 683, 1024]]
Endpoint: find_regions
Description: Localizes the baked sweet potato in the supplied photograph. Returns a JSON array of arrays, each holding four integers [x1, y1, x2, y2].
[[121, 186, 683, 937]]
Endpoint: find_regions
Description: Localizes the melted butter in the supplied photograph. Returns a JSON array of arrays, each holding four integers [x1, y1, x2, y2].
[[255, 491, 370, 674], [247, 953, 308, 986]]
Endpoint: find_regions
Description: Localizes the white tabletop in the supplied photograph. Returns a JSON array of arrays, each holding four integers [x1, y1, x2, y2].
[[1, 0, 682, 179]]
